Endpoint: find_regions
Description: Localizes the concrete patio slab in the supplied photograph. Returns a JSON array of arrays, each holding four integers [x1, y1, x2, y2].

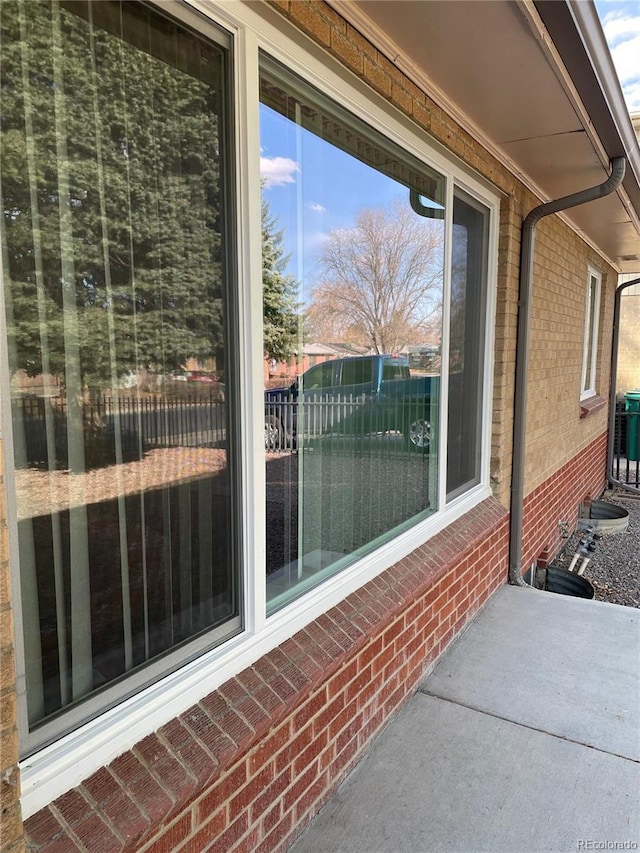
[[290, 586, 640, 853], [425, 586, 640, 761]]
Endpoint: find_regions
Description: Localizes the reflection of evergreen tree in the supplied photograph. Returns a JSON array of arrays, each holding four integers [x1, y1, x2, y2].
[[261, 192, 299, 363], [0, 0, 226, 393]]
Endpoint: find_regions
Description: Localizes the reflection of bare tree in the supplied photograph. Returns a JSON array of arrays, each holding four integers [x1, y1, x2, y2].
[[307, 202, 444, 353]]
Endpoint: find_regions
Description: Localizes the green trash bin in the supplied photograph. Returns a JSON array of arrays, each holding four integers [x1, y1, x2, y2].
[[625, 390, 640, 461]]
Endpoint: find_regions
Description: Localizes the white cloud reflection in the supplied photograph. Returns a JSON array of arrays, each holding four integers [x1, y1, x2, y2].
[[260, 156, 300, 188]]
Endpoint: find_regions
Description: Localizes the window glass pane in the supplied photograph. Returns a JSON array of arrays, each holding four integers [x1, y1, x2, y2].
[[446, 189, 489, 499], [582, 273, 599, 394], [382, 358, 410, 382], [260, 58, 443, 612], [1, 0, 238, 739], [339, 358, 373, 388], [302, 363, 334, 390]]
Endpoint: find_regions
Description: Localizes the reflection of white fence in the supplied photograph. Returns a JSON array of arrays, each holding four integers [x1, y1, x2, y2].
[[19, 390, 435, 466], [264, 393, 431, 452], [265, 396, 363, 451]]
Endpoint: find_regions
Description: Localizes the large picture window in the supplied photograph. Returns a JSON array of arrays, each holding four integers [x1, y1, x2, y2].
[[1, 0, 239, 751]]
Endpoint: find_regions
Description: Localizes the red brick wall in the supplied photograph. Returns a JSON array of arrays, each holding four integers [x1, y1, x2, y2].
[[24, 498, 509, 853], [521, 432, 608, 570]]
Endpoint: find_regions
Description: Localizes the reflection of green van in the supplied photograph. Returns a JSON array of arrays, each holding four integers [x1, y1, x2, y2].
[[265, 354, 436, 451], [302, 354, 409, 390]]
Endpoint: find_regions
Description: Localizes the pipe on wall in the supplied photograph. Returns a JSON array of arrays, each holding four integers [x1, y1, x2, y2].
[[509, 157, 627, 586]]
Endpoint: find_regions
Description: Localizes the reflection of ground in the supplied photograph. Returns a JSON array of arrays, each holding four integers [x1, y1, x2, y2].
[[14, 447, 228, 520], [266, 436, 434, 579], [18, 437, 432, 572]]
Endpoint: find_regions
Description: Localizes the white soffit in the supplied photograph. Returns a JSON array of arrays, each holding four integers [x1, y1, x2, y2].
[[328, 0, 640, 272]]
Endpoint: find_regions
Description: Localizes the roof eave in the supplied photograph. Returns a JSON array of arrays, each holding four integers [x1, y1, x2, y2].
[[535, 0, 640, 220]]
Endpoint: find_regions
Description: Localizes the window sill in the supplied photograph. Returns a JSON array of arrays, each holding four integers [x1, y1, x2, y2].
[[579, 395, 606, 419]]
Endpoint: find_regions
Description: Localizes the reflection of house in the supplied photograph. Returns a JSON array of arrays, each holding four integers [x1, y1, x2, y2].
[[1, 3, 640, 852], [9, 370, 62, 399], [266, 341, 371, 383], [403, 343, 441, 373]]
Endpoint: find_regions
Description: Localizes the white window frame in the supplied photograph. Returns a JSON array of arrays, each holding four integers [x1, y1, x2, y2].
[[581, 265, 602, 399], [10, 0, 499, 817]]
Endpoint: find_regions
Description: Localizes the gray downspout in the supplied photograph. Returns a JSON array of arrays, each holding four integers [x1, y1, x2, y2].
[[608, 275, 640, 493], [509, 157, 626, 586]]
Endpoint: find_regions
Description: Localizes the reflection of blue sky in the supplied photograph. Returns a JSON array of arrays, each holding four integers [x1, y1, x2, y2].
[[260, 103, 412, 301], [595, 0, 640, 111]]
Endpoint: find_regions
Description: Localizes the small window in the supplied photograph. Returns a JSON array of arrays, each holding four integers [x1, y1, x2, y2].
[[581, 267, 602, 399]]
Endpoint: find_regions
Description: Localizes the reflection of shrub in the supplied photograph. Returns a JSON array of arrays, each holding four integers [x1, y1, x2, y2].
[[15, 398, 141, 470], [84, 422, 142, 470], [265, 377, 294, 391], [162, 381, 225, 402], [21, 415, 142, 471]]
